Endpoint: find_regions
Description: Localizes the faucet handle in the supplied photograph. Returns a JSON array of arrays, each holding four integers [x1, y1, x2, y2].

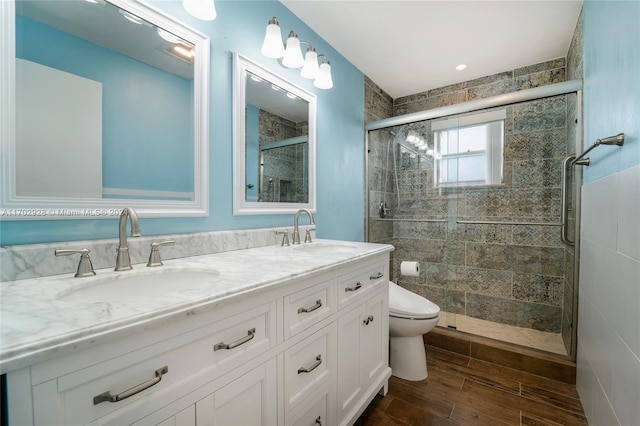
[[55, 248, 96, 278], [276, 230, 290, 247], [304, 227, 316, 243], [147, 240, 175, 267]]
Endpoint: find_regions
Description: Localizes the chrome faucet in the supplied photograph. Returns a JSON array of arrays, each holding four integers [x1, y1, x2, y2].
[[292, 208, 315, 245], [115, 207, 141, 271]]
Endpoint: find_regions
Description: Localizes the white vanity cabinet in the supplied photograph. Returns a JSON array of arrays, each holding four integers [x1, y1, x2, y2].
[[336, 263, 389, 425], [5, 250, 391, 426], [20, 299, 278, 426]]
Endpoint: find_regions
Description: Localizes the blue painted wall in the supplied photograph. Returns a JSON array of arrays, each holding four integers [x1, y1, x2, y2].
[[1, 0, 365, 245], [583, 0, 640, 183], [16, 15, 194, 194]]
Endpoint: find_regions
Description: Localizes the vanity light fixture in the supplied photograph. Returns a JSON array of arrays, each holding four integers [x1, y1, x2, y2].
[[405, 130, 440, 158], [282, 32, 305, 68], [313, 56, 333, 89], [300, 47, 319, 79], [182, 0, 216, 21], [261, 17, 286, 58], [260, 16, 333, 90]]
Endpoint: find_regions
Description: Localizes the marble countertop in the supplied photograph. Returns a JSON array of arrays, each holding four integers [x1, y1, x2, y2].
[[0, 239, 393, 374]]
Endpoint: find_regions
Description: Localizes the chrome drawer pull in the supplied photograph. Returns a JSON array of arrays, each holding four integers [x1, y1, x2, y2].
[[315, 416, 322, 425], [370, 272, 383, 280], [93, 366, 168, 405], [298, 355, 322, 374], [345, 282, 362, 292], [363, 315, 374, 325], [214, 328, 256, 351], [298, 299, 322, 314]]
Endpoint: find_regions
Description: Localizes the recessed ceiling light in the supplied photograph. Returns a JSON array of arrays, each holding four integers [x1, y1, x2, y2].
[[455, 64, 467, 71]]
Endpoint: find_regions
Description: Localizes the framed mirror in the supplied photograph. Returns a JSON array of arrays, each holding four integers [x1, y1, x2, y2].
[[233, 53, 317, 215], [0, 0, 210, 219]]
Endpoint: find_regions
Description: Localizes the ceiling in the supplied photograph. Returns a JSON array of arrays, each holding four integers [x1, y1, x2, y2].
[[281, 0, 583, 99]]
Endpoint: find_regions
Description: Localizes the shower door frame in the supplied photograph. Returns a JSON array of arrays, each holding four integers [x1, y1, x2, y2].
[[364, 80, 583, 361]]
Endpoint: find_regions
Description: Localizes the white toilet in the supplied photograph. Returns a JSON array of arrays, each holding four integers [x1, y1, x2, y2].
[[388, 281, 440, 381]]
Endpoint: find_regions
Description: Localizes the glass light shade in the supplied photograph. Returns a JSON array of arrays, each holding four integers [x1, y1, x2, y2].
[[282, 32, 304, 68], [119, 9, 145, 25], [261, 22, 285, 58], [300, 49, 320, 79], [157, 28, 182, 44], [313, 60, 333, 89], [182, 0, 216, 21], [405, 131, 414, 143]]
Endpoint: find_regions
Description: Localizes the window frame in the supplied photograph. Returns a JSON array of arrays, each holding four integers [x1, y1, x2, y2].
[[432, 109, 506, 187]]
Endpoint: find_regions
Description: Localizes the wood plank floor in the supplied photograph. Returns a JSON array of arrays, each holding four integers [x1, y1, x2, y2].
[[356, 346, 589, 426]]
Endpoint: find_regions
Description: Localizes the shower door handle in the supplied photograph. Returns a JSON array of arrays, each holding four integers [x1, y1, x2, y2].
[[561, 155, 575, 246]]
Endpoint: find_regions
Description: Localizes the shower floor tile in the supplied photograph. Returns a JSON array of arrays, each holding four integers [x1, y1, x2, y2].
[[438, 313, 568, 355]]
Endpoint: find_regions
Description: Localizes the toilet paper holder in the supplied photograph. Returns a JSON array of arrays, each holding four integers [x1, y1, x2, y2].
[[400, 261, 420, 277]]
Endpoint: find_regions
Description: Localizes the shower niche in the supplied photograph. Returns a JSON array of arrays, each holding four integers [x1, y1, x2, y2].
[[367, 89, 580, 357]]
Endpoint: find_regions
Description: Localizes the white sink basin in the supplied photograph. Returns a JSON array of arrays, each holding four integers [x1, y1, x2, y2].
[[57, 270, 220, 303], [291, 243, 358, 255]]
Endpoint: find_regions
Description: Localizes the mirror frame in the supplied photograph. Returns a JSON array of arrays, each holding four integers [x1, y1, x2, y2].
[[232, 53, 317, 215], [0, 0, 210, 219]]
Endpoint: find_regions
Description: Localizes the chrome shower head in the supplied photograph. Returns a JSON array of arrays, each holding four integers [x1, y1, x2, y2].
[[571, 133, 625, 166], [596, 133, 625, 146]]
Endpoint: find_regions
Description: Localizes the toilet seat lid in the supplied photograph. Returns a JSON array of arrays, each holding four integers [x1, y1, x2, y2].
[[389, 281, 440, 319]]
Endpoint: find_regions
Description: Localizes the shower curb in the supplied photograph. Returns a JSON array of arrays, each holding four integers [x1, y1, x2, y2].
[[424, 326, 576, 384]]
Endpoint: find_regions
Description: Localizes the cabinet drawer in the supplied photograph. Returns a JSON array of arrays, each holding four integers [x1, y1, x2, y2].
[[285, 391, 329, 426], [283, 324, 336, 414], [34, 302, 276, 426], [284, 279, 336, 339], [338, 261, 387, 309]]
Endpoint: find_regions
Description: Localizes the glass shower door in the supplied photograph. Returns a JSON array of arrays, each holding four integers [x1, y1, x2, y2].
[[366, 91, 578, 356]]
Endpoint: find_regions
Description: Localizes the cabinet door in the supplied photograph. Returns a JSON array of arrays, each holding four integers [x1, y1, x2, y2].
[[360, 290, 388, 387], [337, 289, 389, 425], [195, 359, 277, 425], [336, 304, 365, 421]]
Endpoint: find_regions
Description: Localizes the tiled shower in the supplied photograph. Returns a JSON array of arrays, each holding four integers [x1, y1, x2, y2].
[[366, 42, 583, 356], [256, 110, 308, 203]]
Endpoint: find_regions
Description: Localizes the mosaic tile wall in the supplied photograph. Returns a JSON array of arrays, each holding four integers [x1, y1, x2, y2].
[[258, 110, 308, 203], [366, 57, 581, 336]]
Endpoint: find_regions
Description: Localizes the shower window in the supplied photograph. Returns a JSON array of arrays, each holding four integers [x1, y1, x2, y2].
[[433, 109, 505, 187]]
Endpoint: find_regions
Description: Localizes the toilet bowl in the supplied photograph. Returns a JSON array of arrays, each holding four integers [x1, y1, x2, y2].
[[388, 281, 440, 381]]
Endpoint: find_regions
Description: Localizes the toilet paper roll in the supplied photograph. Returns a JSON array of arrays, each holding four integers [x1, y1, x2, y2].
[[400, 261, 420, 277]]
